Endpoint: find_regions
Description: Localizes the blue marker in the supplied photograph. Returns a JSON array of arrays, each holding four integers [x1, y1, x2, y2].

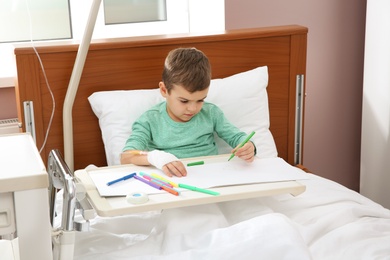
[[106, 172, 136, 186]]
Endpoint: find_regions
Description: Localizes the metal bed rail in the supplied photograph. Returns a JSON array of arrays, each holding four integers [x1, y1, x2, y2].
[[47, 149, 95, 260]]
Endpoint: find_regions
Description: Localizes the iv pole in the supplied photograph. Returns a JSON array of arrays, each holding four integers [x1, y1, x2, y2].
[[63, 0, 101, 171], [55, 2, 102, 258]]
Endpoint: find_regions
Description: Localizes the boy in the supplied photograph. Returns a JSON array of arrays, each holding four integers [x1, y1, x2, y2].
[[120, 47, 255, 177]]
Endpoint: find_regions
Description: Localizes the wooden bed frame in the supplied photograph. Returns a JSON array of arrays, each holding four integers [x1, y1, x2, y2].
[[14, 25, 307, 171]]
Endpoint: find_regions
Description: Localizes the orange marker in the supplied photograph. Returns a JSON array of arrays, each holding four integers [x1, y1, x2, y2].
[[160, 185, 179, 196]]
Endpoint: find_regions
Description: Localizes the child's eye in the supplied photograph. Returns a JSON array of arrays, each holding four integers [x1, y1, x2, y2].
[[198, 100, 205, 103], [180, 100, 188, 103]]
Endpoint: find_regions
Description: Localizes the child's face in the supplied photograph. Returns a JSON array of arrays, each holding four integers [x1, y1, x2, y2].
[[159, 82, 209, 122]]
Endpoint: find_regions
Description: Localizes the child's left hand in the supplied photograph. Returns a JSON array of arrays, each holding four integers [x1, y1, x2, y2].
[[232, 142, 255, 162]]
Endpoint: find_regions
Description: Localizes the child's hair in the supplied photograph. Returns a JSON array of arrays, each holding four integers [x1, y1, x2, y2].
[[162, 47, 211, 93]]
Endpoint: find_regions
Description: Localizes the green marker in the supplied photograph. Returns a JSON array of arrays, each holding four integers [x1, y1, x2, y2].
[[228, 131, 256, 161], [179, 183, 220, 196], [187, 161, 205, 167]]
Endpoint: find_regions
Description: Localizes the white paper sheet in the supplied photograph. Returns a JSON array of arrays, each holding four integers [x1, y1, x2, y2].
[[88, 157, 308, 197]]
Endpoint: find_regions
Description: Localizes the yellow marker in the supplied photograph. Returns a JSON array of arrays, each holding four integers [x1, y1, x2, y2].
[[150, 173, 179, 188]]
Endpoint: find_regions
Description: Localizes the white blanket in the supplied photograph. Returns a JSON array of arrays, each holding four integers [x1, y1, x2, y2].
[[56, 171, 390, 260]]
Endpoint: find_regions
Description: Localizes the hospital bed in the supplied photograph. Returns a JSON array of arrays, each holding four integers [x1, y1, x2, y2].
[[14, 25, 390, 259]]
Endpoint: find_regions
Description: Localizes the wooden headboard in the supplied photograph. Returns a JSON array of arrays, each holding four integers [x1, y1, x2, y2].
[[14, 25, 307, 171]]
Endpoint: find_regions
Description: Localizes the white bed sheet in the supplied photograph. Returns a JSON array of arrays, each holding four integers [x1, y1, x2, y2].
[[56, 171, 390, 260]]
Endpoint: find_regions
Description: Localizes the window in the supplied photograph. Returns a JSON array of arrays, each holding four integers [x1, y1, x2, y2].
[[70, 0, 189, 40], [0, 0, 72, 43], [103, 0, 167, 25], [0, 0, 224, 86]]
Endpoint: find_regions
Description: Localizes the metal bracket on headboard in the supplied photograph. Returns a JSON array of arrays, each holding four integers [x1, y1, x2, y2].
[[294, 75, 305, 165], [23, 101, 36, 143]]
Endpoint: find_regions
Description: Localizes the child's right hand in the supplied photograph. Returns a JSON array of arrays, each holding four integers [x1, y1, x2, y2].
[[162, 161, 187, 177]]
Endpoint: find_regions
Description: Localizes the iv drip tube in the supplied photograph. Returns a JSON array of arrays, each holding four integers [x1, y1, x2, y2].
[[63, 0, 101, 171]]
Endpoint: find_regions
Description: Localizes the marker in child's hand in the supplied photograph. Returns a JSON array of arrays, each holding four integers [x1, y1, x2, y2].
[[228, 131, 256, 161], [187, 161, 204, 167]]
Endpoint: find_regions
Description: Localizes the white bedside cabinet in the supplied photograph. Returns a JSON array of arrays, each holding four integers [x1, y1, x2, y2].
[[0, 133, 53, 260]]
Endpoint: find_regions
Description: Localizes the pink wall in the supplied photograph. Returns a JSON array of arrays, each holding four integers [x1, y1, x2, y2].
[[225, 0, 367, 191], [0, 87, 17, 119]]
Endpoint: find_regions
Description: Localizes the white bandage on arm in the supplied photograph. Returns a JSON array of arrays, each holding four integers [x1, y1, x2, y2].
[[147, 150, 179, 170]]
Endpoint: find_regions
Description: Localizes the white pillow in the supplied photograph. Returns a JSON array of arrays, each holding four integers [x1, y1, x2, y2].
[[89, 66, 277, 166]]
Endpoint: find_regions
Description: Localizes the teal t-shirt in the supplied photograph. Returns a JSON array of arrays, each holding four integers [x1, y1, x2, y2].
[[123, 101, 247, 159]]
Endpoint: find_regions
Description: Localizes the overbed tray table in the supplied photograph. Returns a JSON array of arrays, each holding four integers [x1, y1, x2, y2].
[[75, 155, 306, 217]]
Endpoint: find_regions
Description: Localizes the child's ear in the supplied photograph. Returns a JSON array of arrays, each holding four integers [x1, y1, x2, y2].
[[159, 82, 168, 97]]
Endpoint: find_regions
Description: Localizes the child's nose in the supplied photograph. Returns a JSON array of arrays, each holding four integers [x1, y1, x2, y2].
[[187, 103, 197, 112]]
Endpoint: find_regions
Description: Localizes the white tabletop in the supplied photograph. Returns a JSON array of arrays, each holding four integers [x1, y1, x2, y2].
[[0, 133, 48, 192], [75, 155, 306, 217]]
